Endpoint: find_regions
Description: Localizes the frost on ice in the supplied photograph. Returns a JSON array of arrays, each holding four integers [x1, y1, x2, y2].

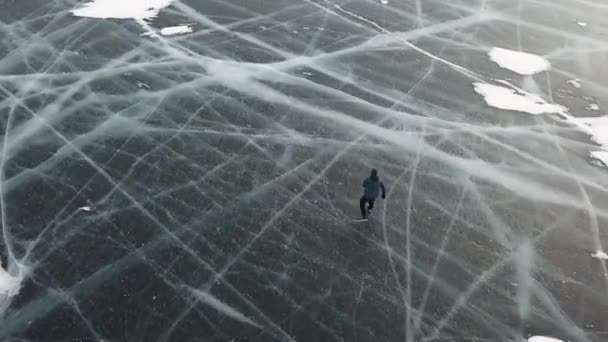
[[473, 83, 566, 115], [489, 47, 551, 75]]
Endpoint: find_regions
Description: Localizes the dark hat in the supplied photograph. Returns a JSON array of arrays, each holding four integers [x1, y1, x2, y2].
[[371, 169, 378, 176]]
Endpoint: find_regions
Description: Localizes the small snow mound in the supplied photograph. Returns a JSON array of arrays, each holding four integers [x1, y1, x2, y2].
[[577, 21, 588, 27], [474, 83, 566, 115], [489, 47, 551, 75], [587, 103, 600, 111], [567, 79, 581, 88], [528, 336, 564, 342], [591, 251, 608, 260], [160, 25, 193, 36], [71, 0, 177, 20], [380, 0, 389, 4]]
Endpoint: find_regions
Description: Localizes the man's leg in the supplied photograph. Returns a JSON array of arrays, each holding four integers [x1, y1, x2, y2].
[[360, 196, 368, 217], [368, 200, 375, 213]]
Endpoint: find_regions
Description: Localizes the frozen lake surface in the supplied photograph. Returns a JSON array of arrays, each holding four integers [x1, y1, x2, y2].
[[1, 0, 608, 341]]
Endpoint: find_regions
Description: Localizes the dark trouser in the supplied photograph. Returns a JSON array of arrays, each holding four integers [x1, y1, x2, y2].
[[360, 196, 375, 217]]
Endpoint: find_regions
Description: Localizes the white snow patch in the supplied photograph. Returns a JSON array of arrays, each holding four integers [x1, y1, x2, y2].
[[587, 103, 600, 111], [79, 206, 92, 212], [591, 251, 608, 260], [528, 337, 564, 342], [489, 47, 551, 75], [473, 83, 566, 115], [570, 116, 608, 166], [380, 0, 389, 4], [567, 79, 581, 88], [590, 156, 605, 167], [591, 151, 608, 166], [571, 116, 608, 148], [577, 21, 588, 27], [71, 0, 177, 20], [159, 25, 192, 36], [190, 288, 260, 328], [0, 264, 21, 296]]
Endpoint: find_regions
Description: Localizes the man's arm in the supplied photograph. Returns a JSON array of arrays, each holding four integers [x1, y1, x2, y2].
[[362, 178, 369, 187], [381, 182, 386, 198]]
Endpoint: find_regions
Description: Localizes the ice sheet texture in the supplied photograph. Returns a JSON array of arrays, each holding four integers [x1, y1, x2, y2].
[[1, 0, 608, 341]]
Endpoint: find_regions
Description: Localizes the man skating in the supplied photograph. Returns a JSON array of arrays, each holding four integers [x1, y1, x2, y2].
[[357, 169, 386, 220]]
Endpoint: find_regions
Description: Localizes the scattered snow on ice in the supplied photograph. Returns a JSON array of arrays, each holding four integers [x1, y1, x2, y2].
[[567, 79, 581, 88], [473, 83, 566, 115], [591, 251, 608, 260], [489, 47, 551, 75], [71, 0, 177, 20], [159, 25, 193, 36], [577, 21, 588, 27], [0, 264, 21, 296], [528, 336, 564, 342], [479, 51, 608, 169]]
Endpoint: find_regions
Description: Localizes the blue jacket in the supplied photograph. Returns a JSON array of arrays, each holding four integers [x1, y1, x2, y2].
[[362, 175, 386, 200]]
